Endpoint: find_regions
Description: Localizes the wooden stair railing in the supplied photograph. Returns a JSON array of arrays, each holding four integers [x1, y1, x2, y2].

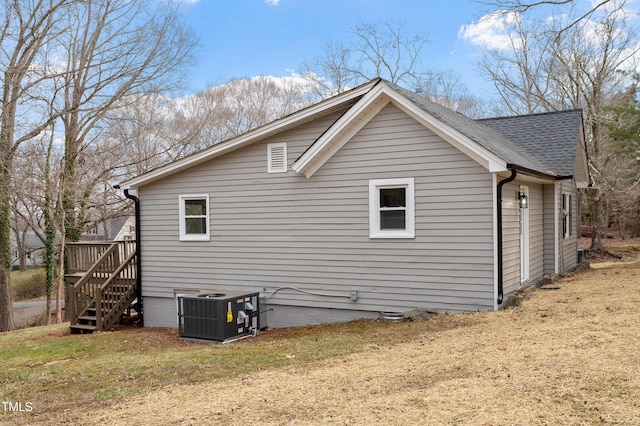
[[67, 241, 137, 333], [96, 251, 137, 331]]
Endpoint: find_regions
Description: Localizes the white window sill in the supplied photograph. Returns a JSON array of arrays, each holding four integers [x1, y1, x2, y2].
[[369, 231, 415, 239], [179, 235, 211, 242]]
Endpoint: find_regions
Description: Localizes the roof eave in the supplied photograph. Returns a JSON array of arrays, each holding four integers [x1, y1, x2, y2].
[[119, 79, 381, 190], [506, 163, 573, 181], [293, 80, 509, 178]]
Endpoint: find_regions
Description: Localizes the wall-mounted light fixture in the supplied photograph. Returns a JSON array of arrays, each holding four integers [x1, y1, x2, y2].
[[518, 191, 528, 209]]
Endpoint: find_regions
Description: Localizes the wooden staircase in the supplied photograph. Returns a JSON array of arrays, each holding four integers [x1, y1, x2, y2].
[[66, 241, 137, 334]]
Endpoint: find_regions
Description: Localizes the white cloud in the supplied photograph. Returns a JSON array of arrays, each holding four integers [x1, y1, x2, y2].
[[458, 11, 521, 51], [265, 0, 280, 5]]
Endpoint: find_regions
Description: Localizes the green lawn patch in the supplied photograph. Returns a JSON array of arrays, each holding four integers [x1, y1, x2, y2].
[[10, 268, 46, 301]]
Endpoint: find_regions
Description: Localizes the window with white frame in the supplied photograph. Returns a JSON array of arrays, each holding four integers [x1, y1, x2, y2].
[[562, 193, 572, 238], [179, 194, 210, 241], [369, 178, 415, 238], [267, 142, 287, 173]]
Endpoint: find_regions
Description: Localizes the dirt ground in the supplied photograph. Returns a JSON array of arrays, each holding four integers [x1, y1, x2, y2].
[[53, 251, 640, 425]]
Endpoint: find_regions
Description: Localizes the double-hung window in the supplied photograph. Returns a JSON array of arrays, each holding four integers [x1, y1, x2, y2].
[[369, 178, 415, 238], [179, 194, 210, 241]]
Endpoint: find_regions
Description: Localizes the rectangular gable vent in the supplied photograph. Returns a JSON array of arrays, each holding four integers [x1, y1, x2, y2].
[[268, 142, 287, 173]]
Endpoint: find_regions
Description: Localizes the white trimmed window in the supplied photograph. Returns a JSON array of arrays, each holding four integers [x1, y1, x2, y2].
[[179, 194, 210, 241], [562, 193, 573, 238], [369, 178, 415, 239], [267, 142, 287, 173]]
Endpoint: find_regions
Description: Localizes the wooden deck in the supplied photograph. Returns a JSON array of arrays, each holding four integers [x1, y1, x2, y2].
[[66, 241, 137, 333]]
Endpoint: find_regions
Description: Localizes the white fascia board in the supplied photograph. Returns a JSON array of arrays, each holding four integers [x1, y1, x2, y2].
[[381, 87, 508, 173], [120, 80, 380, 189], [292, 81, 509, 178], [292, 83, 388, 178], [121, 139, 246, 189], [574, 122, 590, 190]]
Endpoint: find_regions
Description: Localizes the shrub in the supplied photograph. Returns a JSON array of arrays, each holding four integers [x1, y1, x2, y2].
[[11, 268, 46, 300]]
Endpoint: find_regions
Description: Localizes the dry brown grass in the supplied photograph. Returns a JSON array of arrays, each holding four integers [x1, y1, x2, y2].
[[5, 252, 640, 425]]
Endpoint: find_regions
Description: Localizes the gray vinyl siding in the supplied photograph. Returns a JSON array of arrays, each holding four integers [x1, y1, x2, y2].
[[559, 180, 578, 272], [543, 184, 556, 275], [529, 184, 544, 283], [138, 103, 496, 327], [502, 181, 544, 297], [542, 180, 579, 275], [501, 182, 520, 296], [502, 179, 578, 298]]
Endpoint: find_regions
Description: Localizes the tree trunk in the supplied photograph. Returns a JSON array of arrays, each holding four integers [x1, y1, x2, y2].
[[13, 227, 27, 271], [590, 194, 623, 258], [44, 208, 55, 325], [0, 165, 15, 331], [19, 230, 27, 271], [56, 211, 66, 324]]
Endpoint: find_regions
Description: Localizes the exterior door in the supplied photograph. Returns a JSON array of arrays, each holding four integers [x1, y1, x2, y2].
[[520, 185, 530, 282]]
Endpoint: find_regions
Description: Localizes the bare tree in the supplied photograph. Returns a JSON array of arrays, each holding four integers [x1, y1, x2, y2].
[[0, 0, 69, 331], [40, 126, 64, 324], [600, 85, 640, 238], [478, 1, 640, 253], [478, 0, 625, 34], [195, 76, 315, 144], [302, 21, 483, 114], [0, 0, 196, 331], [109, 76, 316, 165], [303, 21, 432, 95], [102, 93, 181, 178], [56, 0, 197, 242]]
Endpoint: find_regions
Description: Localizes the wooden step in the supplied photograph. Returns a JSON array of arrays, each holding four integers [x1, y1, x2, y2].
[[78, 316, 97, 323], [70, 324, 97, 334]]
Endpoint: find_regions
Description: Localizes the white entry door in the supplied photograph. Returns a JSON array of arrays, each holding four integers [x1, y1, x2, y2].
[[520, 185, 530, 282]]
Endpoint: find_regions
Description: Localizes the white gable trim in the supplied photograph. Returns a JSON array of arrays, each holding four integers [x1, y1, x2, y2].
[[292, 83, 390, 178], [120, 79, 380, 189], [383, 88, 508, 173], [292, 81, 508, 178], [574, 125, 589, 188]]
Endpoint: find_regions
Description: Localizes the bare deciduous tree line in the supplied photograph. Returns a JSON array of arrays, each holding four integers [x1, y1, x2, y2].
[[1, 0, 196, 331], [478, 0, 640, 254]]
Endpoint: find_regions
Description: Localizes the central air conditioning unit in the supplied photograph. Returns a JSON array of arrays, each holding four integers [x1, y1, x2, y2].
[[177, 291, 260, 343]]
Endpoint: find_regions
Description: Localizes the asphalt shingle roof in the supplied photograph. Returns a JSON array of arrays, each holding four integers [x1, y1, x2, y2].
[[386, 80, 583, 178], [477, 110, 583, 177]]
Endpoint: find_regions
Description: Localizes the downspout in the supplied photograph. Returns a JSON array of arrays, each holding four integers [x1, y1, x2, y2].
[[114, 185, 142, 324], [496, 168, 517, 306]]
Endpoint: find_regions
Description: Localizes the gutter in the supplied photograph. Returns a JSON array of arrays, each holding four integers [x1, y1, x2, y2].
[[508, 163, 572, 182], [495, 164, 573, 307], [114, 185, 143, 324], [496, 168, 517, 306]]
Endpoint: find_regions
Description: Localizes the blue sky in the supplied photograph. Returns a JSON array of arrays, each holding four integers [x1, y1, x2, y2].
[[179, 0, 493, 93]]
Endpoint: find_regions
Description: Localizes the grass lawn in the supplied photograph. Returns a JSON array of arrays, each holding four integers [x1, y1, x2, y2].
[[10, 268, 46, 301], [1, 249, 639, 425]]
